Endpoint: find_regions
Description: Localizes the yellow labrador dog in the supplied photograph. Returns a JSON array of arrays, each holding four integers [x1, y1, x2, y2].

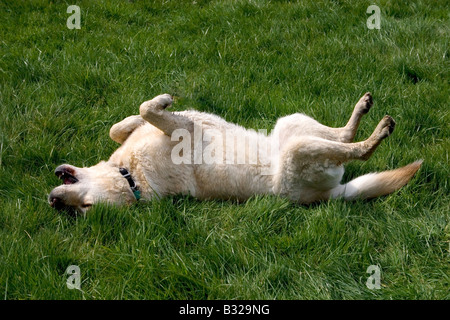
[[49, 93, 422, 213]]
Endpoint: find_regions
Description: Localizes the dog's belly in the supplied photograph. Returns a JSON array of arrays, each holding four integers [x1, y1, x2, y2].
[[193, 164, 273, 201]]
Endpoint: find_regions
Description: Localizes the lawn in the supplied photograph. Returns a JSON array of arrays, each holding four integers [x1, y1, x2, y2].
[[0, 0, 448, 299]]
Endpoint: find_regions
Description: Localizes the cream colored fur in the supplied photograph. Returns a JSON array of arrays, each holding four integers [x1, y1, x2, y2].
[[49, 93, 422, 213]]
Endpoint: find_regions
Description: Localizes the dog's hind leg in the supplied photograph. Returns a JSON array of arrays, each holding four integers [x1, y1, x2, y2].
[[272, 92, 373, 145], [109, 115, 146, 144], [139, 94, 194, 136], [338, 92, 373, 142], [273, 115, 395, 203]]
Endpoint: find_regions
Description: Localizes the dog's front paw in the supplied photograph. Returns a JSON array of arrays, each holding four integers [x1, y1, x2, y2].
[[153, 93, 173, 109], [139, 94, 173, 116]]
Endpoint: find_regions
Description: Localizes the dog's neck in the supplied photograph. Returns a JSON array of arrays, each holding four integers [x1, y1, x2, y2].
[[107, 160, 157, 201], [119, 167, 141, 200]]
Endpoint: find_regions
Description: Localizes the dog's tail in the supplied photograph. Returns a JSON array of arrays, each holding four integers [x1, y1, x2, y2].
[[330, 160, 423, 201]]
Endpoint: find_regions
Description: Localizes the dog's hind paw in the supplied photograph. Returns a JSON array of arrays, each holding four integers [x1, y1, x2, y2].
[[356, 92, 373, 114], [376, 115, 396, 140]]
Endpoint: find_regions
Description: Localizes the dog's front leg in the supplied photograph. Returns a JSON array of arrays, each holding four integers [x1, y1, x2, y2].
[[339, 92, 373, 142], [109, 115, 146, 144], [139, 94, 194, 136]]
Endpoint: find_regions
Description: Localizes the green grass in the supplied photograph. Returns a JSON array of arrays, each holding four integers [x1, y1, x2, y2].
[[0, 0, 448, 299]]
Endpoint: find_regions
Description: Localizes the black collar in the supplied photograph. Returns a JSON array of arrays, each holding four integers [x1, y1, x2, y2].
[[119, 168, 141, 200]]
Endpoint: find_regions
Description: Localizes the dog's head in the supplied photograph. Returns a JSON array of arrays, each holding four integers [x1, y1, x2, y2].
[[48, 162, 136, 213]]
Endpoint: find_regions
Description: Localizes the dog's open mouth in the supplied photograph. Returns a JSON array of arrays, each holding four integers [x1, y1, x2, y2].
[[55, 168, 79, 185]]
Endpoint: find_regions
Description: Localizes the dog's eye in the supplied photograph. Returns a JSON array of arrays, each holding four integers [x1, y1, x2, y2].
[[81, 204, 92, 208]]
